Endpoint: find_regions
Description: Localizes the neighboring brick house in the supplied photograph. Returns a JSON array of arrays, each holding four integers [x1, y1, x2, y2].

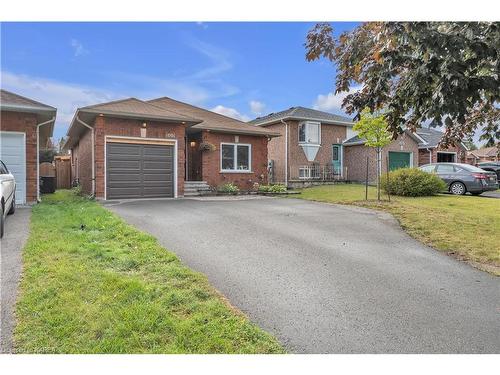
[[250, 107, 356, 186], [415, 127, 468, 165], [343, 131, 421, 183], [0, 89, 56, 204], [466, 145, 499, 164], [63, 97, 278, 200]]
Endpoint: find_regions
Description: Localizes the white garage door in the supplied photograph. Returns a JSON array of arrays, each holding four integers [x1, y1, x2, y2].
[[0, 131, 26, 204]]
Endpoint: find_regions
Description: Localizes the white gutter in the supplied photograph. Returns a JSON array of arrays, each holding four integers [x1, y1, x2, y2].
[[427, 148, 433, 164], [76, 115, 95, 196], [280, 119, 288, 187], [36, 116, 56, 202]]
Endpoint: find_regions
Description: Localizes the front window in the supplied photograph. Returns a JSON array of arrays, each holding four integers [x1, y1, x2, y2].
[[221, 143, 251, 172], [298, 121, 321, 144]]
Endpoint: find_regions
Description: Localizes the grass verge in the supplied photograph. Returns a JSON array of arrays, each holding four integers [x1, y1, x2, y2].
[[14, 190, 284, 353], [298, 184, 500, 275]]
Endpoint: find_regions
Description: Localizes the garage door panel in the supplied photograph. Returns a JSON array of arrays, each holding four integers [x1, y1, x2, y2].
[[0, 132, 26, 204], [106, 142, 174, 199]]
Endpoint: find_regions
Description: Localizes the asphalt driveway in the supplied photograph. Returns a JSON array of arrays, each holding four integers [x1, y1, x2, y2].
[[0, 207, 31, 353], [108, 197, 500, 353]]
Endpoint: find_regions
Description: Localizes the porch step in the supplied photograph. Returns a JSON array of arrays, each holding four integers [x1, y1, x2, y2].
[[184, 181, 212, 196]]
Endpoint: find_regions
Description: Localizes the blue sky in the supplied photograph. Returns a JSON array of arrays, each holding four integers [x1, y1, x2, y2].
[[1, 22, 359, 140]]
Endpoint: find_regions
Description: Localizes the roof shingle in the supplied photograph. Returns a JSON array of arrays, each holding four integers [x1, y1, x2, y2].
[[250, 106, 353, 126], [1, 89, 56, 111]]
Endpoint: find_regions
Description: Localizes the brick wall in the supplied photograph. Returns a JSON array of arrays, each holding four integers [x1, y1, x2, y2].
[[200, 130, 269, 190], [0, 110, 38, 203], [418, 144, 467, 166], [72, 115, 186, 199], [344, 134, 419, 182], [265, 122, 286, 183]]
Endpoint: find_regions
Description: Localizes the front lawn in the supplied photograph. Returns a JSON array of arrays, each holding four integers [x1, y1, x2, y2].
[[14, 190, 284, 353], [298, 184, 500, 275]]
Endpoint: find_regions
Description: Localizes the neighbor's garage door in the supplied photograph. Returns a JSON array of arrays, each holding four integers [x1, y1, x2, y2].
[[106, 141, 174, 199], [388, 151, 411, 171], [0, 131, 26, 204]]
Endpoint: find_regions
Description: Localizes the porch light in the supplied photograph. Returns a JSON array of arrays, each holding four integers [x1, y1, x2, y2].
[[142, 122, 147, 128], [190, 141, 196, 147]]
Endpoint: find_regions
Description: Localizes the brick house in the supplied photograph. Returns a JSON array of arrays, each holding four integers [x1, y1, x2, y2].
[[250, 106, 421, 185], [0, 90, 56, 204], [250, 107, 356, 186], [343, 131, 421, 182], [466, 145, 499, 164], [63, 97, 278, 200], [415, 127, 468, 165]]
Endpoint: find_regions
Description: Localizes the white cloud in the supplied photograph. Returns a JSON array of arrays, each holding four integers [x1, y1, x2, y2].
[[187, 38, 232, 80], [249, 100, 265, 116], [313, 86, 362, 113], [210, 105, 250, 122], [196, 22, 208, 29], [1, 71, 120, 139], [70, 39, 89, 57]]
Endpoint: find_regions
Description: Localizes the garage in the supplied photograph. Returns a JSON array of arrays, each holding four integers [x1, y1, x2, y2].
[[0, 132, 26, 204], [106, 140, 175, 199], [388, 151, 412, 171]]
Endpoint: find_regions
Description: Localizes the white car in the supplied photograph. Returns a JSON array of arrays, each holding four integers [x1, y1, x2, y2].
[[0, 160, 16, 238]]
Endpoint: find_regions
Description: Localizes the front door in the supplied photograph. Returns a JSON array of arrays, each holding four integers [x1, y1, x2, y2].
[[332, 144, 342, 176]]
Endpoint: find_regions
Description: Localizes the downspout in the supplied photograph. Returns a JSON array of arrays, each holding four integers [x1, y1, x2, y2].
[[76, 116, 95, 197], [427, 148, 432, 164], [36, 116, 56, 202], [280, 119, 288, 187]]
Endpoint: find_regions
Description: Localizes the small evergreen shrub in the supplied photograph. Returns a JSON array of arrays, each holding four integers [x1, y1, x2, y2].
[[217, 183, 240, 194], [258, 184, 287, 193], [381, 168, 446, 197]]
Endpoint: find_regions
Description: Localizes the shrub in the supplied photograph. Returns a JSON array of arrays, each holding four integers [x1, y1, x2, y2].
[[381, 168, 446, 197], [217, 182, 240, 194], [258, 184, 287, 193]]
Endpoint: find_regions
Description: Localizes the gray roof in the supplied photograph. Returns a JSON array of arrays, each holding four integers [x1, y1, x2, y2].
[[343, 135, 365, 145], [415, 127, 446, 148], [250, 106, 353, 126], [1, 89, 56, 112]]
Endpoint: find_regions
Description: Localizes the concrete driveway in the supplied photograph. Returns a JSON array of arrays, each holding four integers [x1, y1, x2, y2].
[[108, 197, 500, 353], [0, 207, 31, 353]]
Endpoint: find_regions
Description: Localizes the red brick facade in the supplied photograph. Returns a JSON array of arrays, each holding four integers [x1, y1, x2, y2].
[[0, 110, 38, 203], [200, 130, 269, 190], [418, 144, 467, 166], [72, 115, 186, 199], [344, 134, 419, 183]]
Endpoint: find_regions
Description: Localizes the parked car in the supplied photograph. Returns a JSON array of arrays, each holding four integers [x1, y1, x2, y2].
[[477, 161, 500, 180], [419, 162, 499, 196], [0, 160, 16, 238]]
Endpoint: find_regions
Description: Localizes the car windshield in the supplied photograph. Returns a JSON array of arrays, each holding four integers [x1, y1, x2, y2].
[[460, 164, 490, 172]]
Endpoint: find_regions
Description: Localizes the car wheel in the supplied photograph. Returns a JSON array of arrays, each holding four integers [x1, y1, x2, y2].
[[450, 181, 466, 195], [0, 205, 4, 239], [8, 194, 15, 215]]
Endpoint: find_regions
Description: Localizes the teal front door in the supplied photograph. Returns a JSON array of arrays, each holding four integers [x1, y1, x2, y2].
[[332, 144, 342, 176], [388, 151, 411, 171]]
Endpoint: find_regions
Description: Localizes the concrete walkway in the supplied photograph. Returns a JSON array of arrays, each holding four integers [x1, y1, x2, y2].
[[0, 207, 31, 353]]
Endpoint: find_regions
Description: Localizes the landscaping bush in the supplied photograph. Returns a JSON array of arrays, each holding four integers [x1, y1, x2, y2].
[[258, 184, 287, 193], [381, 168, 446, 197], [217, 182, 240, 194]]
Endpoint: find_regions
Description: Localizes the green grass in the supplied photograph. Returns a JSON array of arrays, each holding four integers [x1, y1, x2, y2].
[[298, 184, 500, 275], [14, 190, 284, 353]]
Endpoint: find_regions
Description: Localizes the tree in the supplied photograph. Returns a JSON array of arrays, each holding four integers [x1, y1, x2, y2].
[[353, 108, 392, 200], [305, 22, 500, 146]]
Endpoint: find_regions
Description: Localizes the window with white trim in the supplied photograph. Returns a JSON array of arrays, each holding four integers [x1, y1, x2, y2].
[[221, 143, 251, 172], [298, 121, 321, 144]]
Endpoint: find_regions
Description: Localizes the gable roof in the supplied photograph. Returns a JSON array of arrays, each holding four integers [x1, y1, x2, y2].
[[148, 97, 280, 137], [78, 98, 199, 123], [415, 127, 468, 150], [343, 130, 422, 146], [467, 145, 499, 158], [1, 89, 56, 145], [249, 106, 353, 127]]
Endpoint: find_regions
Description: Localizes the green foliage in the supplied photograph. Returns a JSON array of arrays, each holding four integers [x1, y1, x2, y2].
[[217, 183, 240, 194], [305, 22, 500, 145], [381, 168, 447, 197], [258, 184, 287, 193], [353, 108, 392, 149], [14, 190, 284, 353]]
